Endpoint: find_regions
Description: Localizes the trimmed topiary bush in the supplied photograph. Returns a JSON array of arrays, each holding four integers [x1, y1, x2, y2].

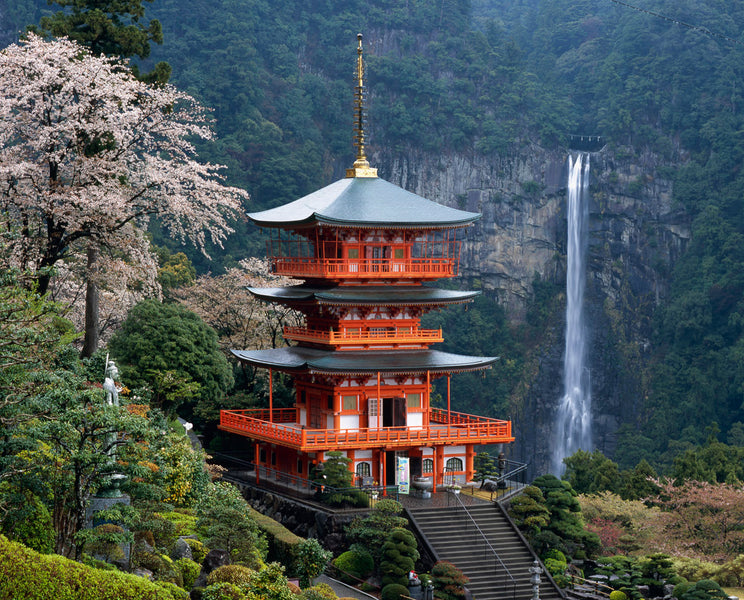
[[332, 549, 374, 583], [381, 583, 409, 600], [380, 528, 419, 587], [609, 591, 628, 600], [676, 579, 729, 600]]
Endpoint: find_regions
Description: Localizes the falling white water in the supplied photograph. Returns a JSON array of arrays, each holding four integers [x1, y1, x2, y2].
[[552, 153, 592, 476]]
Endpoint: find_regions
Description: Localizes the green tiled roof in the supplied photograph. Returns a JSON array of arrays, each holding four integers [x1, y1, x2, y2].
[[230, 347, 498, 375], [247, 284, 480, 306], [248, 177, 480, 229]]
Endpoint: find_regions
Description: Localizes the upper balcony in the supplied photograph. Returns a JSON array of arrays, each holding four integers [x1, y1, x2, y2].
[[270, 256, 456, 280], [283, 325, 444, 347], [219, 407, 514, 451]]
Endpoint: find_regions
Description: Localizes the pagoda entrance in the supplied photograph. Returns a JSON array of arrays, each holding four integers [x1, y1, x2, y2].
[[382, 397, 406, 428]]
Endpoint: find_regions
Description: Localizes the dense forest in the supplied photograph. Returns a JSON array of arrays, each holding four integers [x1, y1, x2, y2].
[[3, 0, 744, 474]]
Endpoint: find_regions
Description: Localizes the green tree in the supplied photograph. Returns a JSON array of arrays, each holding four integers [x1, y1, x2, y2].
[[508, 485, 550, 536], [109, 299, 233, 426], [292, 538, 331, 589], [32, 0, 170, 83], [346, 499, 408, 567], [531, 475, 600, 560], [563, 449, 622, 495], [17, 372, 150, 559], [380, 527, 419, 587], [473, 452, 498, 487]]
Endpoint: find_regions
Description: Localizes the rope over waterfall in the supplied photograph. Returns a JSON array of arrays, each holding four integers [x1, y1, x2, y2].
[[552, 152, 592, 475]]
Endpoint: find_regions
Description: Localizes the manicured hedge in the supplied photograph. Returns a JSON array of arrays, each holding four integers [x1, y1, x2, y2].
[[247, 507, 303, 567], [0, 535, 186, 600]]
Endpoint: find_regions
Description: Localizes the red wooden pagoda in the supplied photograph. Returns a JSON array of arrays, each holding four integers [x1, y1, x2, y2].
[[219, 35, 514, 492]]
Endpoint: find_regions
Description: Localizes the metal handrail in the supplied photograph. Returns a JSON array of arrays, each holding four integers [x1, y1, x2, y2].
[[451, 491, 517, 599]]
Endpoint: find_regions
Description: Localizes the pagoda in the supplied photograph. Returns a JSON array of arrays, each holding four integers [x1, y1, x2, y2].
[[219, 35, 514, 492]]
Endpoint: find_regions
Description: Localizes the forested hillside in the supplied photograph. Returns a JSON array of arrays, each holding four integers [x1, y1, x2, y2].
[[3, 0, 744, 472]]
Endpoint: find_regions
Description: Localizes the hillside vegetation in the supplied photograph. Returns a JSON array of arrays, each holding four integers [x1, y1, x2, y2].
[[2, 0, 744, 473]]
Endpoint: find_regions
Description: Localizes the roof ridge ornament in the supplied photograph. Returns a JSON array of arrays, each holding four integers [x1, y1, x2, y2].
[[346, 33, 378, 178]]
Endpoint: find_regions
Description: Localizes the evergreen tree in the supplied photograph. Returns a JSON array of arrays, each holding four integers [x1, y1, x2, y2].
[[31, 0, 170, 83]]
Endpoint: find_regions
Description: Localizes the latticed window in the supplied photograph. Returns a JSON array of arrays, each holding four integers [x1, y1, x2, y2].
[[446, 457, 463, 472], [356, 462, 371, 477], [422, 458, 434, 474]]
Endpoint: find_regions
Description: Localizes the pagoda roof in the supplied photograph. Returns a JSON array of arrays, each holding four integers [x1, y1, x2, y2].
[[248, 177, 480, 230], [247, 284, 480, 307], [231, 347, 497, 375]]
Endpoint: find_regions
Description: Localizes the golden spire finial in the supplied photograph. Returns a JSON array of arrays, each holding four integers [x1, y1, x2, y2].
[[346, 33, 377, 178]]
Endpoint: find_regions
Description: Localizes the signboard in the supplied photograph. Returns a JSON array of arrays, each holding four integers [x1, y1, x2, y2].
[[396, 456, 410, 494]]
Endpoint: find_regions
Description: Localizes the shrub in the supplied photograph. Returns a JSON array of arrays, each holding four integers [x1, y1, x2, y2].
[[82, 523, 128, 563], [242, 562, 295, 600], [332, 549, 374, 583], [157, 511, 198, 537], [176, 557, 202, 589], [431, 561, 469, 600], [155, 581, 190, 599], [610, 591, 628, 600], [185, 538, 209, 564], [300, 582, 337, 599], [207, 565, 254, 587], [202, 582, 245, 600], [0, 491, 54, 554], [381, 583, 409, 600], [676, 580, 728, 600], [0, 534, 185, 599], [292, 538, 331, 588]]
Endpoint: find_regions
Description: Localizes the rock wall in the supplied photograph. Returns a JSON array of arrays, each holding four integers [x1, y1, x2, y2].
[[373, 144, 690, 473]]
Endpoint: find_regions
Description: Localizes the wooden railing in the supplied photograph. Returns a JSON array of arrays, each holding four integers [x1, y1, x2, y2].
[[219, 408, 514, 451], [271, 256, 457, 279], [283, 326, 443, 346]]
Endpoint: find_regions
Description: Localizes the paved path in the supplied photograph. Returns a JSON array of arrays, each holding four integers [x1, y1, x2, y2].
[[312, 574, 378, 600]]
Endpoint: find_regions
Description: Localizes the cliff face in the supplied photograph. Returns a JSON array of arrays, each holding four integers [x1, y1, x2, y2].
[[373, 144, 690, 473]]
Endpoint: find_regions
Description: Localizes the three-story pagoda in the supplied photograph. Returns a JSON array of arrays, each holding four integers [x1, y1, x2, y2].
[[219, 35, 514, 491]]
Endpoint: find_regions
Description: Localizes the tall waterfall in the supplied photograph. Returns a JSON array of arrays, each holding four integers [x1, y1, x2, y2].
[[552, 153, 592, 475]]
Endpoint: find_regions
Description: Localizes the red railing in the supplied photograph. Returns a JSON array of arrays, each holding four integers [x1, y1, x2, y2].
[[219, 408, 514, 451], [283, 326, 443, 346], [270, 257, 456, 279]]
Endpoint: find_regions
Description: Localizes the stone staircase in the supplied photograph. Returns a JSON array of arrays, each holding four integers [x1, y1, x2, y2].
[[407, 502, 564, 600]]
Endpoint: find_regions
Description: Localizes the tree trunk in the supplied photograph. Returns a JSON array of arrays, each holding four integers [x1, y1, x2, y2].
[[82, 245, 99, 358]]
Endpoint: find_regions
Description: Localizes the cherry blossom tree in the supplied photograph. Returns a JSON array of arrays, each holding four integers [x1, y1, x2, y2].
[[0, 34, 248, 352]]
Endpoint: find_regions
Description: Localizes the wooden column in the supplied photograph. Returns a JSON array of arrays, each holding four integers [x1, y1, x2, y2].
[[446, 373, 451, 437], [269, 368, 273, 422], [255, 442, 260, 485], [466, 444, 475, 481]]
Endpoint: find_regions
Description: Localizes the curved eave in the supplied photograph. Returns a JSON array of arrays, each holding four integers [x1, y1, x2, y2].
[[247, 285, 480, 307], [231, 347, 498, 376], [248, 177, 480, 230]]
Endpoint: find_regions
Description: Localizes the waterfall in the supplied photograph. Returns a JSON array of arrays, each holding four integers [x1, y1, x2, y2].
[[552, 153, 592, 476]]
